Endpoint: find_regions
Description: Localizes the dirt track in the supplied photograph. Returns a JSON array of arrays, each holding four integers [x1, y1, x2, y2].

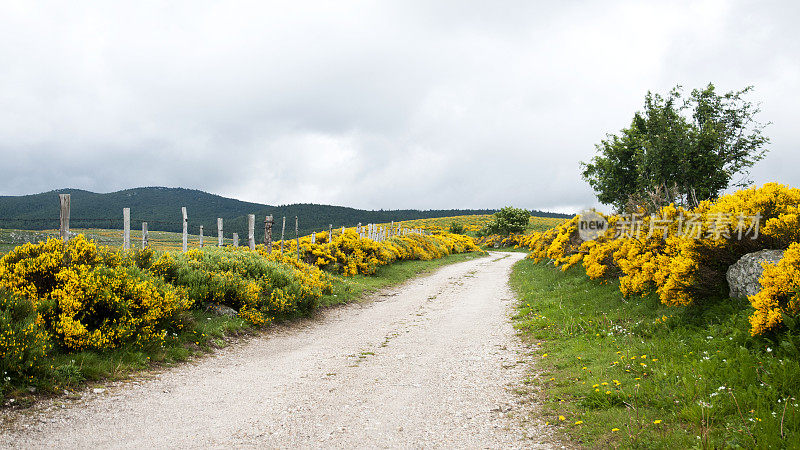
[[2, 252, 553, 448]]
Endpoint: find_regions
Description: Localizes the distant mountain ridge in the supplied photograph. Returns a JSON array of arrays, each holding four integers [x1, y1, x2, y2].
[[0, 187, 571, 239]]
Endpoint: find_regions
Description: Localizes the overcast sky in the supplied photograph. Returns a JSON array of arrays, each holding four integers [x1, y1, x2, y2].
[[1, 1, 798, 213]]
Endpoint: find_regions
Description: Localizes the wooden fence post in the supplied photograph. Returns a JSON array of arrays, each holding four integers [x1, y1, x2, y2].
[[123, 208, 131, 250], [264, 215, 274, 253], [217, 218, 223, 247], [142, 222, 148, 249], [182, 207, 188, 253], [295, 216, 299, 261], [233, 233, 239, 247], [59, 194, 70, 242], [280, 216, 286, 253], [199, 225, 204, 247], [248, 214, 255, 250]]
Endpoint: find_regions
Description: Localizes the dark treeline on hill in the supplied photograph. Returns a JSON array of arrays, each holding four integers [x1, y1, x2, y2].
[[0, 187, 570, 240]]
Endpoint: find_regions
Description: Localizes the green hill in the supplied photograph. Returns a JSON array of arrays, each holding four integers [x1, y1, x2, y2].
[[0, 187, 570, 241]]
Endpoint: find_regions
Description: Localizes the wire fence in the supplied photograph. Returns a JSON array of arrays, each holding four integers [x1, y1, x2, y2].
[[0, 218, 248, 252], [0, 195, 427, 254]]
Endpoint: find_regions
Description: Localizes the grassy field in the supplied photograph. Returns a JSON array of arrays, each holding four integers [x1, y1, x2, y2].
[[510, 258, 799, 449], [0, 228, 227, 255], [320, 251, 485, 307], [1, 251, 486, 407], [395, 214, 567, 236]]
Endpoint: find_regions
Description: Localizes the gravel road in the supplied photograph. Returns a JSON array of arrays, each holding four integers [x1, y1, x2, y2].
[[2, 252, 553, 449]]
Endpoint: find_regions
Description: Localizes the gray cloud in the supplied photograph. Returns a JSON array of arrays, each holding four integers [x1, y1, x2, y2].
[[1, 0, 797, 213]]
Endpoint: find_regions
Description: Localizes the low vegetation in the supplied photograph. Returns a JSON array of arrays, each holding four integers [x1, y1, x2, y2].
[[511, 259, 798, 448], [510, 182, 800, 447]]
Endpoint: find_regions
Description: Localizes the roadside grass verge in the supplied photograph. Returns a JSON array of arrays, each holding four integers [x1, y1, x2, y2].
[[510, 258, 799, 449], [479, 245, 529, 253], [1, 251, 485, 407], [321, 251, 486, 306]]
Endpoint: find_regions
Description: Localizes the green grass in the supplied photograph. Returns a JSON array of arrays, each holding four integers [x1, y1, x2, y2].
[[0, 229, 61, 254], [0, 228, 230, 255], [320, 251, 486, 307], [480, 245, 529, 253], [3, 310, 254, 403], [510, 258, 800, 449], [1, 250, 485, 406]]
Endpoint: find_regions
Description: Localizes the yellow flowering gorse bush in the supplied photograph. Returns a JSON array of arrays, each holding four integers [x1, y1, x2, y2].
[[274, 230, 480, 277], [520, 183, 800, 336], [749, 242, 800, 335], [0, 236, 191, 351]]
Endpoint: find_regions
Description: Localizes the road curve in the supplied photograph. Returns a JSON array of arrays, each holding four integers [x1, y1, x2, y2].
[[2, 252, 552, 449]]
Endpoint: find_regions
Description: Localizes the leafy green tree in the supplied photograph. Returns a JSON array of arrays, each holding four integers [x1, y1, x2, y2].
[[479, 207, 530, 236], [581, 84, 769, 212]]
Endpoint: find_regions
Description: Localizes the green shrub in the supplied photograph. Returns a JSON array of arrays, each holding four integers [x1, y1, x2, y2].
[[448, 221, 466, 234], [141, 247, 331, 325], [0, 288, 50, 379], [478, 206, 530, 236]]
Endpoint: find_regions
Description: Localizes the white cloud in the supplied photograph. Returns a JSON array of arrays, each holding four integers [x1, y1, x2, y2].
[[0, 0, 797, 213]]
